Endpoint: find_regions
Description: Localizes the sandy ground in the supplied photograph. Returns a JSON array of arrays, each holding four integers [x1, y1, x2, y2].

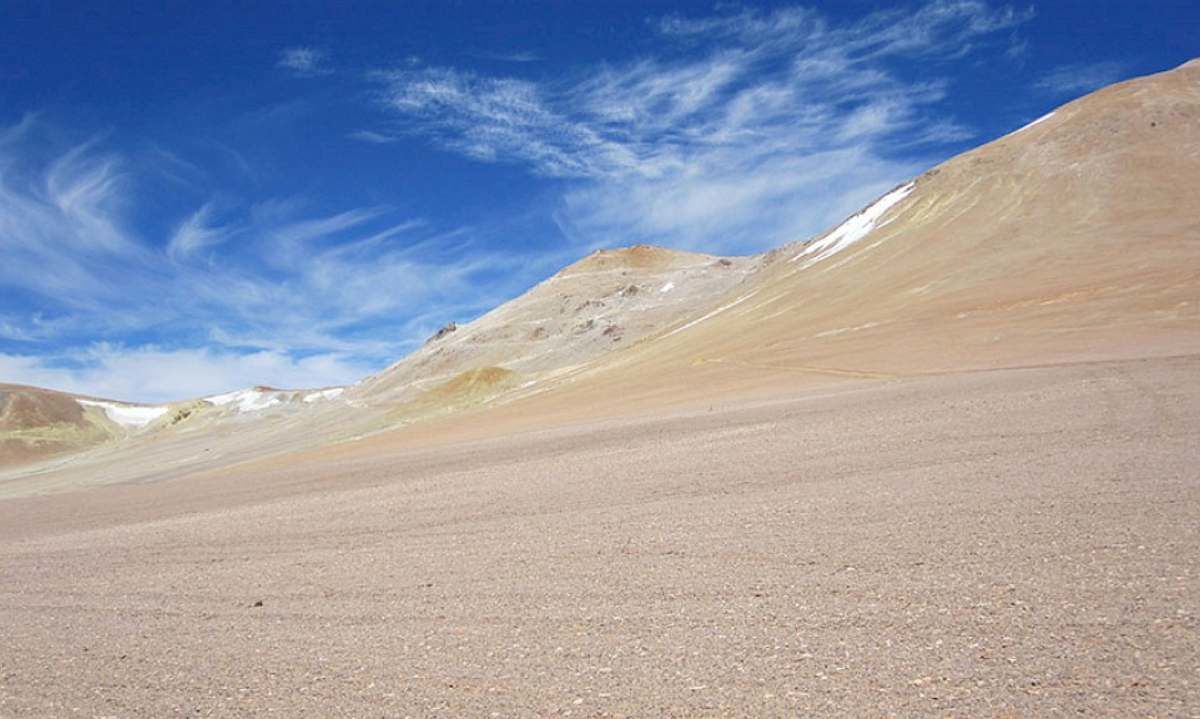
[[1, 354, 1197, 717]]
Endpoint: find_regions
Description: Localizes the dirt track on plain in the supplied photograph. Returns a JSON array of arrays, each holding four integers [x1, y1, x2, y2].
[[2, 355, 1197, 717]]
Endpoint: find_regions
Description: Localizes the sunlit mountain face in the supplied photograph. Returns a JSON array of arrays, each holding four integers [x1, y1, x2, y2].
[[3, 1, 1193, 403]]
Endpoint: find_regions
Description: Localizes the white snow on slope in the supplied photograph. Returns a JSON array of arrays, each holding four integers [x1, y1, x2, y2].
[[303, 387, 345, 403], [791, 183, 915, 265], [204, 389, 244, 406], [659, 281, 676, 293], [205, 388, 282, 412], [1014, 111, 1055, 134], [77, 399, 168, 428]]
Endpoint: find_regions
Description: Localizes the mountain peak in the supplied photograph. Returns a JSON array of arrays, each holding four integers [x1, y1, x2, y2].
[[556, 245, 728, 278]]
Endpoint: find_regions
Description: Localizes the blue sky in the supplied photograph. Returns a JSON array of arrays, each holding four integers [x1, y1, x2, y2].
[[2, 1, 1197, 402]]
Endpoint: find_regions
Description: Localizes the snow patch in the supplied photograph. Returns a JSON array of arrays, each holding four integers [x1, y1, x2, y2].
[[1014, 111, 1055, 134], [659, 281, 676, 293], [791, 183, 915, 265], [77, 399, 168, 428], [303, 387, 345, 403], [204, 388, 282, 413], [203, 390, 241, 406]]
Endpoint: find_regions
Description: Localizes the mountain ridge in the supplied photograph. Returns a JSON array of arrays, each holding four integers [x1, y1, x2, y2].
[[2, 57, 1198, 482]]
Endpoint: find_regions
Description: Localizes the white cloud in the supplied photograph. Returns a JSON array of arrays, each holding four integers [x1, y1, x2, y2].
[[469, 49, 542, 64], [372, 1, 1032, 253], [277, 47, 331, 76], [557, 147, 923, 254], [1034, 61, 1127, 96], [0, 119, 557, 400], [168, 203, 233, 261], [0, 127, 155, 306], [0, 346, 374, 403], [346, 129, 399, 144], [1, 3, 1038, 401], [375, 66, 627, 177]]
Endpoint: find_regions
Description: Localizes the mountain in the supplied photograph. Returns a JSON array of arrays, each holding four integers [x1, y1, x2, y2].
[[3, 59, 1200, 719], [352, 246, 758, 405], [0, 382, 350, 470], [2, 59, 1198, 487], [477, 56, 1200, 419], [0, 247, 760, 476], [0, 384, 113, 466]]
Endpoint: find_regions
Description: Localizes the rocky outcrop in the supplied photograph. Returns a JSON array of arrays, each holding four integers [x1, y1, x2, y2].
[[426, 322, 458, 344]]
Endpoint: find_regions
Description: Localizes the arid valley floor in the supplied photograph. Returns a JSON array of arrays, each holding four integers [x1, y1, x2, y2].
[[3, 356, 1199, 716]]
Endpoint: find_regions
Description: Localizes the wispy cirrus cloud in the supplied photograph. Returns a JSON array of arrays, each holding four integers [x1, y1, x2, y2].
[[0, 119, 153, 306], [375, 66, 631, 177], [277, 46, 332, 76], [2, 2, 1040, 401], [346, 129, 399, 144], [0, 117, 556, 401], [371, 1, 1032, 252], [1034, 60, 1128, 96], [468, 49, 541, 64], [168, 203, 234, 261]]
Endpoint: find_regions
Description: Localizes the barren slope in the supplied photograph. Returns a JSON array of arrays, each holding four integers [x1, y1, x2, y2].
[[0, 385, 111, 466], [345, 57, 1200, 439], [4, 60, 1200, 490], [354, 245, 756, 405], [469, 57, 1200, 420], [0, 247, 756, 481], [0, 384, 186, 467], [318, 53, 1198, 454]]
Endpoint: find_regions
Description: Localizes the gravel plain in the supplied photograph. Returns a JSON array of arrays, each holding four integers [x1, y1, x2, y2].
[[1, 355, 1198, 717]]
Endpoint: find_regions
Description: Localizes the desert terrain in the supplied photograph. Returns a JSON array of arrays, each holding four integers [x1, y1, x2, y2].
[[1, 60, 1198, 716]]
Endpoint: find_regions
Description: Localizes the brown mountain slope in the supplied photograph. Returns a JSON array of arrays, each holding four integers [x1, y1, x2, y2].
[[2, 60, 1198, 487], [0, 384, 112, 466], [143, 57, 1200, 479], [0, 247, 756, 479], [352, 245, 757, 404], [474, 56, 1200, 419]]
